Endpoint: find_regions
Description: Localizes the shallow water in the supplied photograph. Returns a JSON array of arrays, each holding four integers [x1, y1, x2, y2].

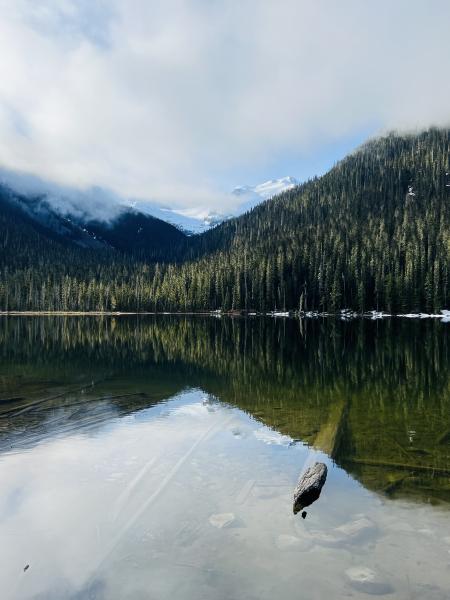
[[0, 316, 449, 599]]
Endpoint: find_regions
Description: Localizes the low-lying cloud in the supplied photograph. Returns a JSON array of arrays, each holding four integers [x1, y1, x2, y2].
[[0, 0, 449, 212]]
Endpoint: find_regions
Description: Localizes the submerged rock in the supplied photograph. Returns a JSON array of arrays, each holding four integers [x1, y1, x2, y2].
[[336, 516, 376, 540], [345, 566, 394, 595], [209, 513, 235, 529], [293, 462, 327, 514], [310, 516, 376, 547]]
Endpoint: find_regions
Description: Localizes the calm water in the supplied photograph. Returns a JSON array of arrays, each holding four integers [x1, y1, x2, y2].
[[0, 316, 450, 599]]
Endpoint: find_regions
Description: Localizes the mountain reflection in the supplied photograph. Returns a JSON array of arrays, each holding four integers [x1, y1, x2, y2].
[[0, 315, 449, 505]]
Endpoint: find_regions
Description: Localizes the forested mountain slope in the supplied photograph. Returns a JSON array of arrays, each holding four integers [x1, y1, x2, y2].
[[165, 128, 450, 312], [1, 128, 449, 312], [0, 185, 185, 310], [0, 184, 186, 259]]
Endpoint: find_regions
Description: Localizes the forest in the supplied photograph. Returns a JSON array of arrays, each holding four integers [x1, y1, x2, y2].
[[1, 128, 449, 313]]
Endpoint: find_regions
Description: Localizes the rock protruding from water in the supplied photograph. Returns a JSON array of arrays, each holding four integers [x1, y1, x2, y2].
[[293, 462, 327, 514]]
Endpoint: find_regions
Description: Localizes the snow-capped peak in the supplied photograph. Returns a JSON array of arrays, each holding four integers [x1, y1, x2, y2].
[[231, 175, 298, 214], [136, 176, 299, 234], [233, 176, 298, 200], [253, 176, 298, 198]]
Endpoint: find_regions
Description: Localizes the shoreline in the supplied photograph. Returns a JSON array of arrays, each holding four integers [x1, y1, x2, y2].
[[0, 309, 449, 320]]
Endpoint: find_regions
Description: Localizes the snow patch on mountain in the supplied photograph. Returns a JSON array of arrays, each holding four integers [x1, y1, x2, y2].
[[126, 202, 225, 234], [232, 176, 298, 214], [233, 176, 298, 200], [137, 176, 298, 234]]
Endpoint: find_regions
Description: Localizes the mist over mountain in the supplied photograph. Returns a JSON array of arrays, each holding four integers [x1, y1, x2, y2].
[[0, 167, 299, 236], [0, 168, 126, 224], [0, 173, 186, 258], [126, 202, 226, 235], [133, 177, 298, 233]]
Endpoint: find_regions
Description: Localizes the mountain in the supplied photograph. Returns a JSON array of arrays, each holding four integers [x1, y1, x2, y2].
[[80, 210, 186, 257], [0, 169, 298, 245], [130, 202, 226, 235], [135, 176, 298, 234], [182, 128, 450, 313], [0, 183, 186, 259], [1, 128, 449, 313], [232, 176, 299, 213]]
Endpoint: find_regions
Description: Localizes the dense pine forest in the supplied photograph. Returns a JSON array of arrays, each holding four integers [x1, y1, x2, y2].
[[1, 128, 449, 312]]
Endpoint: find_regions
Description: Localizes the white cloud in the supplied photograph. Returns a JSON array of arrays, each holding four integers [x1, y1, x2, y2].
[[0, 0, 449, 213]]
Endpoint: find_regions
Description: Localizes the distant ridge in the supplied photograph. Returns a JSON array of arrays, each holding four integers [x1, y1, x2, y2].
[[136, 176, 299, 234], [0, 182, 186, 259]]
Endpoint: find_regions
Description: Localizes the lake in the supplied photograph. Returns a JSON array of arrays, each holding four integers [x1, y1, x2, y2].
[[0, 315, 449, 599]]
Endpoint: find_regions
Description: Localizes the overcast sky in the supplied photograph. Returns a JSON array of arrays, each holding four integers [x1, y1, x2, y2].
[[0, 0, 449, 213]]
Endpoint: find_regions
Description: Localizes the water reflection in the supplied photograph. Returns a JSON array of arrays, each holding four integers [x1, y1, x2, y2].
[[1, 316, 449, 505], [1, 316, 450, 598]]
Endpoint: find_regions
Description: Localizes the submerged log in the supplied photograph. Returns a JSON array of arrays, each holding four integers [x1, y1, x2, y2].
[[313, 400, 347, 459], [293, 462, 328, 514]]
